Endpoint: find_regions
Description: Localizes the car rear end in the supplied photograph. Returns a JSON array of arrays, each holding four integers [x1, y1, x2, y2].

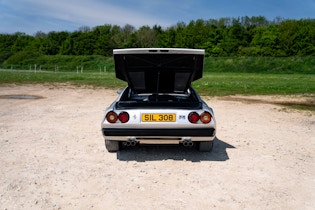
[[101, 87, 216, 151], [101, 48, 216, 152]]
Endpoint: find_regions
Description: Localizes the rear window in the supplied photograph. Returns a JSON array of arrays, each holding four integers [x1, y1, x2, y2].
[[115, 87, 201, 109]]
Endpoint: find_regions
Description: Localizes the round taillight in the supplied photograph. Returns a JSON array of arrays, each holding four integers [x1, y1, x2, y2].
[[188, 112, 200, 123], [106, 111, 118, 123], [200, 111, 212, 124], [118, 112, 129, 123]]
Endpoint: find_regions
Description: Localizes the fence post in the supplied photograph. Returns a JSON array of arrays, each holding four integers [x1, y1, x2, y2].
[[34, 64, 37, 73]]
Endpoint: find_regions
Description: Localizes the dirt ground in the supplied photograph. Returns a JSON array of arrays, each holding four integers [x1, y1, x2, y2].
[[0, 84, 314, 210]]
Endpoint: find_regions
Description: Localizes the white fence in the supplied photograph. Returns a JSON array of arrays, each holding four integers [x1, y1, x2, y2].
[[0, 64, 108, 74]]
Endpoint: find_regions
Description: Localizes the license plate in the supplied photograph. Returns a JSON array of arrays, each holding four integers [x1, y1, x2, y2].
[[142, 114, 176, 122]]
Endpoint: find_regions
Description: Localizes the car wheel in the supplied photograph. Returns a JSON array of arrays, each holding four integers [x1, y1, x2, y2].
[[105, 140, 120, 152], [198, 141, 213, 152]]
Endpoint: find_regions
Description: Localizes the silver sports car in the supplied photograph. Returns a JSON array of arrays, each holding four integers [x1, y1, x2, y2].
[[101, 48, 216, 152]]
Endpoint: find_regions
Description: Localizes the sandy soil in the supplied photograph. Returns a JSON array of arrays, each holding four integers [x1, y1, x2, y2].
[[0, 84, 314, 210]]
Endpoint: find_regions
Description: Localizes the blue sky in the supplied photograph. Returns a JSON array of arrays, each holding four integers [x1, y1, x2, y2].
[[1, 0, 315, 35]]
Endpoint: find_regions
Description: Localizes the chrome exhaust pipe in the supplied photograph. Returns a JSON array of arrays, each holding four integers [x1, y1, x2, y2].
[[123, 137, 137, 147], [183, 140, 193, 147], [123, 141, 131, 146]]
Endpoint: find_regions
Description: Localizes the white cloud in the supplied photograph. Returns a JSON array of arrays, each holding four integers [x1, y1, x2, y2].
[[24, 0, 172, 28], [0, 0, 175, 34]]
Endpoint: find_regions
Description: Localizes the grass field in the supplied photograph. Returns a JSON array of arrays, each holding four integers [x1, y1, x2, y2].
[[0, 70, 314, 97], [195, 73, 315, 96]]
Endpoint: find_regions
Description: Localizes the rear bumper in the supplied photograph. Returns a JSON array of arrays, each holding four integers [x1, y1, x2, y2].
[[103, 128, 215, 137], [102, 128, 216, 143]]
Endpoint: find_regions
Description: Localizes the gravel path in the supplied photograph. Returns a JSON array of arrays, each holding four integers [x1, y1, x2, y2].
[[0, 84, 314, 209]]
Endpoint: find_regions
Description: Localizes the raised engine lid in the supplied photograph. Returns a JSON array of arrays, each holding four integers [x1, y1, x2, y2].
[[113, 48, 204, 93]]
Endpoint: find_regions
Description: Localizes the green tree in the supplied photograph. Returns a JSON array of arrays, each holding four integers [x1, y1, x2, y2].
[[279, 19, 315, 56], [38, 31, 68, 55], [157, 26, 177, 47], [10, 32, 36, 53], [1, 16, 314, 58], [220, 18, 249, 55], [135, 26, 157, 48], [110, 24, 136, 50], [0, 34, 17, 63], [93, 24, 113, 55], [249, 24, 284, 56]]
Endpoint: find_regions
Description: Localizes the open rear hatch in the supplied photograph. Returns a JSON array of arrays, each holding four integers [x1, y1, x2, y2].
[[114, 48, 205, 94]]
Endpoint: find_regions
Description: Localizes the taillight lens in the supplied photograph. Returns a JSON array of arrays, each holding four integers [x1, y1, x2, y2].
[[118, 112, 129, 123], [188, 112, 200, 123], [200, 111, 212, 124], [106, 111, 118, 123]]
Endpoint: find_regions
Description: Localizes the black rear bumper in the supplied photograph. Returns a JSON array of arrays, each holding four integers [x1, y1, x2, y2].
[[102, 128, 215, 137]]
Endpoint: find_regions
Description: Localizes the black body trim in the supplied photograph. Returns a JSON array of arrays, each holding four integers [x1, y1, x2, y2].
[[115, 101, 202, 110], [102, 128, 215, 137]]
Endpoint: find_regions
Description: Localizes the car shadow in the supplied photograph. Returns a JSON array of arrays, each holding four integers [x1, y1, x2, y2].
[[116, 137, 235, 162]]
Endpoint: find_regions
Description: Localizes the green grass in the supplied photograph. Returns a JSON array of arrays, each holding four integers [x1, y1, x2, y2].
[[194, 73, 315, 96], [1, 70, 314, 97], [2, 55, 314, 111], [204, 56, 315, 74]]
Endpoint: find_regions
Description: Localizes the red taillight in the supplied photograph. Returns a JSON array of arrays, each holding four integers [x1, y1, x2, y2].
[[200, 111, 212, 124], [106, 111, 118, 123], [118, 112, 129, 123], [188, 112, 200, 123]]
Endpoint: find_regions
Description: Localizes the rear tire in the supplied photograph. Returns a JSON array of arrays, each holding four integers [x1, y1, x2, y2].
[[105, 140, 120, 152], [198, 141, 213, 152]]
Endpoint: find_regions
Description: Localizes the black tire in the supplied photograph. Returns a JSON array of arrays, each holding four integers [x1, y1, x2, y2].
[[198, 141, 214, 152], [105, 140, 120, 152]]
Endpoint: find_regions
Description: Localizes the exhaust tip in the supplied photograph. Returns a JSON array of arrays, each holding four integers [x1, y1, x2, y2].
[[123, 137, 137, 147], [182, 138, 194, 147]]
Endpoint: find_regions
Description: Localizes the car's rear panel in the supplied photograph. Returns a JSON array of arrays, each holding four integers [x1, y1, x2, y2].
[[101, 100, 216, 144]]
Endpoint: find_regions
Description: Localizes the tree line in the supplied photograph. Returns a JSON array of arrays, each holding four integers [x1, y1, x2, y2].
[[1, 16, 315, 64]]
